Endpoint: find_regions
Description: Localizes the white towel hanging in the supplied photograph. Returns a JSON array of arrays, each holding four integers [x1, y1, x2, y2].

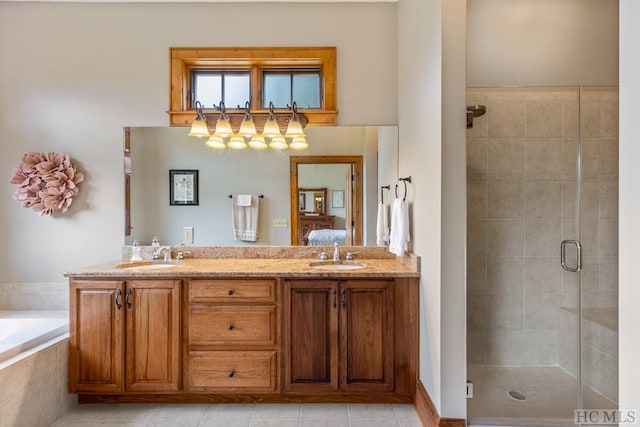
[[376, 202, 389, 246], [232, 195, 260, 241], [236, 194, 252, 207], [389, 197, 410, 256]]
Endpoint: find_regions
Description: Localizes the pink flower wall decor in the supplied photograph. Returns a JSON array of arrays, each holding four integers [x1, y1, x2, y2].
[[9, 152, 85, 216]]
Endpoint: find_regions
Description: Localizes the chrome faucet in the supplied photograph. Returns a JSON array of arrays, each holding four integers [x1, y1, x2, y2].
[[153, 247, 171, 261], [333, 241, 340, 262]]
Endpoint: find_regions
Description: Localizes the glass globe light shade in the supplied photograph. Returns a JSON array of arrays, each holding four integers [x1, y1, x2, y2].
[[205, 135, 226, 149], [262, 118, 282, 138], [239, 117, 257, 137], [289, 136, 309, 150], [227, 135, 248, 150], [188, 118, 210, 138], [248, 135, 268, 150], [268, 136, 288, 150], [285, 119, 304, 138], [213, 116, 233, 138]]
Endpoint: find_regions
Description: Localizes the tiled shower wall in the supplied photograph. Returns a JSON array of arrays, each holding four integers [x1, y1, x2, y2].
[[466, 87, 618, 370]]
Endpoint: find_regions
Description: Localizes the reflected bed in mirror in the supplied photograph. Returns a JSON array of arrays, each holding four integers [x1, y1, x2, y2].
[[124, 126, 398, 247]]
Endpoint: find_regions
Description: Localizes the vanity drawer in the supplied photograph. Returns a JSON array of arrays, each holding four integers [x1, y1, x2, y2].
[[189, 279, 276, 303], [189, 350, 277, 392], [189, 306, 277, 345]]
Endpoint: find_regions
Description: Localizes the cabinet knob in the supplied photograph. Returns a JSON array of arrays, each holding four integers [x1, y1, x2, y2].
[[227, 289, 234, 296], [227, 324, 234, 331], [228, 371, 234, 378]]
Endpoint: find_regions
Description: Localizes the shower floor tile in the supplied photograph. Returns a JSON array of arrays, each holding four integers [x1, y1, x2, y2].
[[467, 364, 616, 426]]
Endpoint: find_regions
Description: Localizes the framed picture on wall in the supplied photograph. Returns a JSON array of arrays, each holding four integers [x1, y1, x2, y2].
[[332, 190, 344, 208], [169, 169, 199, 206]]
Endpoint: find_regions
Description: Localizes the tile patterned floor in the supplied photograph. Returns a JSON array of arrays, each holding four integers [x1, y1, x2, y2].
[[467, 365, 616, 427], [49, 403, 423, 427]]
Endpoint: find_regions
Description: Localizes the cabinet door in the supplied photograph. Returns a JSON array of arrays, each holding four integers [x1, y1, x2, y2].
[[69, 280, 124, 393], [340, 280, 394, 392], [283, 280, 338, 393], [125, 280, 181, 392]]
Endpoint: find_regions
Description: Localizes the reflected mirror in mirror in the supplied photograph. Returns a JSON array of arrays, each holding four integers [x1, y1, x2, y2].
[[298, 188, 327, 215], [124, 126, 398, 247]]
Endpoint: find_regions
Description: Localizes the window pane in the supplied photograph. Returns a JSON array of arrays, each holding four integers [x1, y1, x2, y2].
[[224, 74, 250, 109], [263, 74, 291, 108], [194, 74, 221, 108], [293, 74, 320, 108]]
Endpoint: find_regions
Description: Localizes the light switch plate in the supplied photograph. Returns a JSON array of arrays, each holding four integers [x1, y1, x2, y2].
[[183, 227, 194, 244], [273, 218, 288, 228]]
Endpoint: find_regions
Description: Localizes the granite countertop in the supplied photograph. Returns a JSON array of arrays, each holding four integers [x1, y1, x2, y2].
[[65, 257, 420, 279]]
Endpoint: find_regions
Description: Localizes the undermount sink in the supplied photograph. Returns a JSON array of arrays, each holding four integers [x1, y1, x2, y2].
[[308, 261, 365, 271], [116, 261, 179, 270]]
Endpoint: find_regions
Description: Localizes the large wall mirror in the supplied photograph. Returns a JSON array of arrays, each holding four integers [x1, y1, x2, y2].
[[124, 125, 398, 247]]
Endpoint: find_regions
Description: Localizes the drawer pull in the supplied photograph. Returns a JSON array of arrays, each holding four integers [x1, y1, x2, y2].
[[227, 324, 234, 331], [228, 371, 234, 378], [227, 289, 234, 296]]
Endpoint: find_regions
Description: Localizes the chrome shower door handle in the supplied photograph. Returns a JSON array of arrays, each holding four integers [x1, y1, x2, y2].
[[560, 239, 582, 272]]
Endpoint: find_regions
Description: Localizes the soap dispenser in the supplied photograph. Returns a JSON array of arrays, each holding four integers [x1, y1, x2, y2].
[[151, 236, 160, 247], [130, 240, 143, 261]]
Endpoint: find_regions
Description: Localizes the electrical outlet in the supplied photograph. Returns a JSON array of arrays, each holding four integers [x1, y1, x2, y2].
[[183, 227, 194, 244], [273, 218, 288, 228], [466, 381, 473, 399]]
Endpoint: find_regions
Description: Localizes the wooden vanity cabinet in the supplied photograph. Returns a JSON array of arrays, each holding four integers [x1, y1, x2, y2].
[[69, 279, 181, 394], [283, 279, 394, 394], [186, 279, 279, 393]]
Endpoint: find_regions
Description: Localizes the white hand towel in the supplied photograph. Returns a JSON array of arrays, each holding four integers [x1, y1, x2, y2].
[[389, 198, 410, 256], [236, 194, 253, 207], [376, 202, 388, 246], [232, 195, 260, 241]]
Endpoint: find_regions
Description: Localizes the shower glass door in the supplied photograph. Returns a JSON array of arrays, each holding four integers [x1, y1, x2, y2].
[[466, 86, 618, 425]]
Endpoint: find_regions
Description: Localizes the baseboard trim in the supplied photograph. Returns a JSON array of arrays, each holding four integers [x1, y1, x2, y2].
[[414, 380, 466, 427]]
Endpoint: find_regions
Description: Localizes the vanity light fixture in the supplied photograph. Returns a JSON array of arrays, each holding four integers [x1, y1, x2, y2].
[[187, 101, 210, 138], [187, 100, 308, 150]]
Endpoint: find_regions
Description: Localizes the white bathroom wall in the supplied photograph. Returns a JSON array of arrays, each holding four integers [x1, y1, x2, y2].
[[467, 0, 619, 87], [0, 2, 398, 283], [618, 0, 640, 420], [398, 0, 469, 419], [398, 0, 444, 412]]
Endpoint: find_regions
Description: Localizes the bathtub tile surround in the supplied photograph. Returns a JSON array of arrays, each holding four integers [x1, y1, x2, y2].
[[466, 87, 618, 404], [0, 337, 75, 427], [0, 282, 68, 311]]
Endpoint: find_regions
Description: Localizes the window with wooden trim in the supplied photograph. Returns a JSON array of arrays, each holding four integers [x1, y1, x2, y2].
[[169, 47, 337, 127]]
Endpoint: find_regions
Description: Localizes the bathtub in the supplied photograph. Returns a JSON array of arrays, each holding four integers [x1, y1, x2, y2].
[[0, 310, 69, 367], [0, 310, 75, 427]]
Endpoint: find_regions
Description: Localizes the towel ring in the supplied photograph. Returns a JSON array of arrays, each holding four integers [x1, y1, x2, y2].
[[397, 176, 412, 201], [380, 185, 390, 203]]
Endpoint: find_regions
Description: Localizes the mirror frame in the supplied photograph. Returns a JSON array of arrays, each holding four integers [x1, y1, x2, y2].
[[290, 155, 363, 245]]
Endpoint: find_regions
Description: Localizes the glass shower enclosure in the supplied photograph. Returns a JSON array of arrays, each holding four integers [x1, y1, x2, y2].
[[465, 86, 618, 426]]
